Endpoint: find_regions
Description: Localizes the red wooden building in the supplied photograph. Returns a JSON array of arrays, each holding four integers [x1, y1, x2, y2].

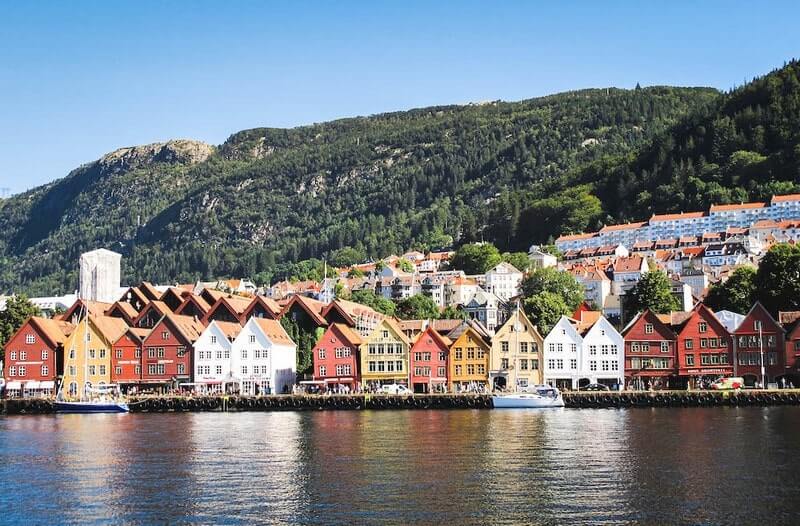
[[780, 311, 800, 386], [111, 327, 150, 388], [409, 325, 451, 393], [140, 313, 204, 389], [3, 316, 74, 396], [312, 323, 362, 391], [622, 309, 678, 389], [673, 303, 733, 388], [733, 302, 785, 387]]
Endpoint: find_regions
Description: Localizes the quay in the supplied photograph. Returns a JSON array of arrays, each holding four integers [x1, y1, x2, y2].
[[3, 390, 800, 414]]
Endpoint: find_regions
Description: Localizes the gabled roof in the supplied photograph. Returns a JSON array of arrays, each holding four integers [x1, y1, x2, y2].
[[138, 282, 162, 301], [556, 232, 596, 242], [322, 298, 384, 326], [650, 211, 705, 221], [412, 325, 452, 350], [203, 295, 252, 323], [175, 294, 212, 316], [599, 221, 647, 232], [212, 320, 244, 340], [447, 320, 491, 345], [104, 301, 139, 324], [734, 301, 785, 334], [279, 294, 328, 326], [771, 193, 800, 203], [495, 308, 543, 341], [133, 300, 172, 325], [369, 318, 411, 346], [251, 318, 295, 346], [613, 256, 646, 273], [119, 286, 149, 308], [157, 312, 205, 344], [328, 322, 364, 347], [62, 299, 115, 322], [9, 316, 75, 349], [244, 295, 282, 318], [621, 309, 676, 338], [90, 315, 130, 345]]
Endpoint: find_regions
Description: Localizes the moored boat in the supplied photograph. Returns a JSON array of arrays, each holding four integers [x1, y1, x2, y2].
[[492, 386, 565, 408], [55, 400, 129, 413]]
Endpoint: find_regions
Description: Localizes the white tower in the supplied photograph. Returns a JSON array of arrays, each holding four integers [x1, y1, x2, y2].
[[79, 249, 122, 303]]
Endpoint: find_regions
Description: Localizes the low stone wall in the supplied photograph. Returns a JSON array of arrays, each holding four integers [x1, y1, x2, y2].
[[3, 390, 800, 414]]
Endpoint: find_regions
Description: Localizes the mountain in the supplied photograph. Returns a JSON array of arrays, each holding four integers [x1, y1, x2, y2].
[[0, 86, 721, 295]]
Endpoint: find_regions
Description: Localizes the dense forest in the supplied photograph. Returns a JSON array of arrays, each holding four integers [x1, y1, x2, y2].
[[1, 60, 797, 296]]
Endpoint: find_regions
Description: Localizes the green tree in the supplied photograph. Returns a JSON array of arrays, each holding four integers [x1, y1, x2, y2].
[[704, 266, 756, 313], [754, 243, 800, 314], [450, 243, 502, 274], [440, 304, 466, 320], [397, 258, 415, 273], [0, 295, 40, 360], [501, 252, 530, 273], [396, 294, 440, 320], [622, 270, 680, 322], [520, 267, 584, 311], [347, 267, 365, 278], [280, 317, 324, 377], [329, 247, 365, 268], [350, 289, 396, 316], [523, 292, 570, 334]]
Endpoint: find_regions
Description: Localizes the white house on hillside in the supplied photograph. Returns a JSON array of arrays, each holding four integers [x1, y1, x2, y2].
[[528, 246, 557, 269], [484, 262, 523, 301]]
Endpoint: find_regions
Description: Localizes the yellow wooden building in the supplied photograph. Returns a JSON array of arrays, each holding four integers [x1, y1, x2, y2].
[[489, 308, 544, 391], [62, 315, 128, 399], [359, 318, 411, 389], [448, 321, 491, 392]]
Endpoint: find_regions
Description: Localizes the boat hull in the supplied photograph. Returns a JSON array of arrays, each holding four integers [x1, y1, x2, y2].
[[492, 395, 565, 409], [55, 401, 130, 413]]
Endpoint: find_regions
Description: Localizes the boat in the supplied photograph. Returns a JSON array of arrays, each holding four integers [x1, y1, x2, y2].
[[55, 399, 130, 413], [492, 386, 565, 408]]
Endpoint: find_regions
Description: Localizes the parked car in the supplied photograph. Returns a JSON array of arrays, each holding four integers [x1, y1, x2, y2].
[[580, 383, 611, 392], [711, 377, 744, 390], [379, 384, 412, 395]]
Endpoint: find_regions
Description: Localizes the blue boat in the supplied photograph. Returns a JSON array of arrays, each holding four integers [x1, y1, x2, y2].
[[55, 400, 130, 413]]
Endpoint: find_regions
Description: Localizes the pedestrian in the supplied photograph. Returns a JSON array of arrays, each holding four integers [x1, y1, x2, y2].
[[781, 377, 786, 389]]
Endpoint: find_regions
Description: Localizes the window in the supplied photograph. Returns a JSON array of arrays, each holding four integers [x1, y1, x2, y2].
[[467, 348, 476, 359], [685, 339, 693, 349], [768, 352, 777, 365], [216, 350, 223, 359], [547, 359, 555, 370], [477, 364, 485, 375], [601, 345, 609, 355], [437, 366, 446, 377], [520, 342, 528, 353], [157, 348, 165, 358], [41, 365, 48, 376], [661, 342, 669, 353], [115, 366, 122, 375], [720, 353, 729, 364], [501, 341, 509, 353], [224, 349, 230, 359], [455, 365, 462, 375], [99, 365, 106, 375], [754, 320, 762, 331], [570, 343, 577, 353], [319, 365, 327, 376], [216, 365, 223, 375], [467, 364, 475, 375], [343, 365, 352, 375], [69, 365, 76, 376], [548, 343, 555, 352], [455, 348, 463, 360], [519, 359, 528, 370], [88, 349, 96, 359], [162, 331, 170, 340], [26, 334, 35, 344], [18, 366, 26, 376], [644, 323, 653, 334], [88, 365, 96, 375], [589, 345, 597, 355], [698, 322, 707, 333], [177, 364, 185, 375], [601, 361, 609, 371], [557, 343, 563, 352], [531, 359, 539, 370], [701, 354, 710, 365], [686, 354, 695, 365], [250, 335, 256, 343], [135, 349, 141, 358], [69, 349, 75, 359], [241, 349, 248, 359], [569, 359, 576, 370], [382, 330, 389, 338], [135, 365, 141, 375], [8, 366, 16, 376], [611, 362, 619, 371], [41, 350, 48, 360], [242, 365, 248, 375], [115, 349, 123, 359], [438, 351, 446, 361], [211, 335, 217, 344], [396, 360, 403, 371], [368, 362, 376, 372], [700, 338, 708, 348], [589, 361, 597, 371], [556, 359, 563, 369]]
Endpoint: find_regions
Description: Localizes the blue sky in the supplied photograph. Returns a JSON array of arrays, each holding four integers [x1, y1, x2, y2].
[[1, 1, 798, 194]]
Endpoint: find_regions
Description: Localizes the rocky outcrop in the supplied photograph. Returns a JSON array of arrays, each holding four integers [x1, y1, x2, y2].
[[98, 140, 215, 173]]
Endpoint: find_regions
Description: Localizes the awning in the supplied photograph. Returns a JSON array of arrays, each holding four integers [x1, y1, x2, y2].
[[300, 380, 326, 385], [24, 381, 41, 389], [5, 381, 22, 390], [40, 381, 55, 389], [323, 377, 355, 383]]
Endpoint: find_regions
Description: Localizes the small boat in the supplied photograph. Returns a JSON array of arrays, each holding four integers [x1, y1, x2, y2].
[[55, 400, 129, 413], [492, 386, 565, 408]]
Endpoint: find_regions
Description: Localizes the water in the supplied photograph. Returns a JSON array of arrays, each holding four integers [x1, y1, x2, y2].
[[2, 408, 800, 525]]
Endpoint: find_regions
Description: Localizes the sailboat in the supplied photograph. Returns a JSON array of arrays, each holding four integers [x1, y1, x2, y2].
[[55, 301, 129, 413]]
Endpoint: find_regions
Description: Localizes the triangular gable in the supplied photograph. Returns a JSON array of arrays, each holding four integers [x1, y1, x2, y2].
[[545, 316, 584, 343], [243, 317, 295, 347], [621, 309, 676, 339], [411, 325, 451, 352], [138, 282, 161, 301], [160, 288, 186, 312], [675, 303, 728, 337], [105, 301, 138, 324], [146, 313, 205, 346], [735, 301, 786, 335], [62, 299, 114, 323], [119, 286, 149, 310], [366, 318, 410, 346], [89, 315, 130, 347], [321, 301, 356, 326], [197, 321, 237, 349], [279, 295, 329, 327], [582, 315, 622, 340], [242, 295, 281, 321], [133, 301, 171, 328], [495, 309, 544, 342]]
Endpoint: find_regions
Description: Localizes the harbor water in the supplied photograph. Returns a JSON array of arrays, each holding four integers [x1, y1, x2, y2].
[[2, 407, 800, 524]]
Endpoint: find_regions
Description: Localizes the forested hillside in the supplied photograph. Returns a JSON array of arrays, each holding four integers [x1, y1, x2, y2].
[[0, 85, 719, 295]]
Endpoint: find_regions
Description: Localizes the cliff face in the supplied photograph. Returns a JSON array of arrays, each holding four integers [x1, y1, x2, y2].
[[98, 140, 215, 173]]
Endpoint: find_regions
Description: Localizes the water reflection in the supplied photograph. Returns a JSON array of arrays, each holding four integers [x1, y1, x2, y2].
[[1, 408, 800, 524]]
